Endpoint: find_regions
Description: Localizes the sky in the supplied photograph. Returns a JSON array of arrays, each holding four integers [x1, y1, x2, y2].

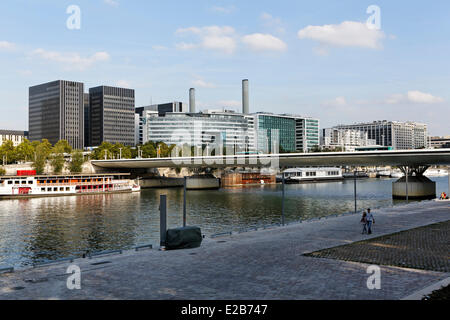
[[0, 0, 449, 135]]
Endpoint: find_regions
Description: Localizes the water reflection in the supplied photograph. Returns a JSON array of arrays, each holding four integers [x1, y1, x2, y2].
[[0, 177, 447, 267]]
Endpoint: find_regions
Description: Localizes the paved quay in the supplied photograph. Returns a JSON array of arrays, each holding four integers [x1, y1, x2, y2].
[[0, 200, 449, 300]]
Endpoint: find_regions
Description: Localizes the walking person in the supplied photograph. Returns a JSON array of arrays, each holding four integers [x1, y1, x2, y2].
[[366, 208, 375, 234], [360, 211, 368, 234]]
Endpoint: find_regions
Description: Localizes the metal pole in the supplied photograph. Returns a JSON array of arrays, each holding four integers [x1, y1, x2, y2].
[[448, 166, 450, 196], [281, 172, 285, 226], [160, 195, 167, 247], [183, 177, 187, 227], [354, 170, 357, 213], [405, 166, 409, 203]]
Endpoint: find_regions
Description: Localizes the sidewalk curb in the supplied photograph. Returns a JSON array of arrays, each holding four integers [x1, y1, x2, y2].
[[401, 276, 450, 300]]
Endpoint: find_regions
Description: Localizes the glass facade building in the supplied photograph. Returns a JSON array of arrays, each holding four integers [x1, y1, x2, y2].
[[141, 111, 254, 153], [89, 86, 135, 147], [253, 113, 319, 153], [29, 80, 84, 149]]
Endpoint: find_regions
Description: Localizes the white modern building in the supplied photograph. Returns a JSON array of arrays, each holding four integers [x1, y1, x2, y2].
[[139, 110, 255, 154], [333, 121, 428, 150], [0, 130, 28, 147], [321, 128, 378, 152]]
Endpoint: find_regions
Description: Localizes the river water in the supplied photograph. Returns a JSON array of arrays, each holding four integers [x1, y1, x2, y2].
[[0, 177, 448, 268]]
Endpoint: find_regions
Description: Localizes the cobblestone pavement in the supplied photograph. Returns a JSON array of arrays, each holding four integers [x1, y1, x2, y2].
[[0, 200, 449, 300], [305, 221, 450, 272]]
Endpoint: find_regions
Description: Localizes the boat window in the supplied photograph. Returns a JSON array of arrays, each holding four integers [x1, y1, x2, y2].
[[53, 187, 58, 192], [60, 187, 64, 191], [28, 181, 33, 184], [8, 181, 12, 184], [47, 188, 52, 192], [15, 181, 20, 184], [41, 188, 45, 192], [66, 187, 70, 191]]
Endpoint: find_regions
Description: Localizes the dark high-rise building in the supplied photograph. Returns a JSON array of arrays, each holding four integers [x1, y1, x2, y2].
[[29, 80, 84, 149], [89, 86, 135, 146], [83, 93, 90, 147], [135, 102, 184, 117]]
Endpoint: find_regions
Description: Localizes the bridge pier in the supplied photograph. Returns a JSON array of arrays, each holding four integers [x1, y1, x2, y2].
[[392, 166, 436, 200], [185, 174, 220, 190]]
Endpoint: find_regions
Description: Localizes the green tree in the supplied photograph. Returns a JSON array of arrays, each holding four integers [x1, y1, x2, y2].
[[0, 166, 5, 176], [50, 144, 66, 174], [32, 142, 51, 175], [0, 140, 17, 164], [69, 150, 85, 173], [140, 142, 157, 158], [15, 139, 35, 162], [54, 140, 72, 154], [92, 142, 114, 160]]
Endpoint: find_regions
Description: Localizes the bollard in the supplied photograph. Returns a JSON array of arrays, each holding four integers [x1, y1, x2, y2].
[[406, 167, 409, 203], [183, 177, 187, 227], [281, 172, 285, 226], [354, 171, 357, 213], [160, 194, 167, 247]]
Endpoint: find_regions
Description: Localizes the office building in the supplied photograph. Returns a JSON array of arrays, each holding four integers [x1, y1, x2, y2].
[[89, 86, 135, 147], [83, 93, 90, 148], [135, 102, 184, 117], [430, 136, 450, 149], [140, 110, 254, 153], [252, 113, 319, 153], [29, 80, 84, 149], [0, 130, 28, 147], [333, 121, 428, 150], [321, 128, 378, 151]]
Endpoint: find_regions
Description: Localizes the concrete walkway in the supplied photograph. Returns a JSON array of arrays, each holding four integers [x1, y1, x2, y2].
[[0, 200, 449, 300]]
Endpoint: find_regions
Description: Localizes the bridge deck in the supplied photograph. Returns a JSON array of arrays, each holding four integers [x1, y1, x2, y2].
[[92, 149, 450, 169]]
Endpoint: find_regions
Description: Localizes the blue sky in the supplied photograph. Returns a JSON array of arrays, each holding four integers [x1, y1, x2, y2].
[[0, 0, 449, 135]]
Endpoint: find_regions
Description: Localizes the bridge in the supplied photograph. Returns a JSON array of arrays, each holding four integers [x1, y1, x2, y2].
[[92, 149, 450, 169], [92, 149, 450, 200]]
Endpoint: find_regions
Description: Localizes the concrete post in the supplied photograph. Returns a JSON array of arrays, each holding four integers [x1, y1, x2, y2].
[[405, 167, 409, 203], [354, 171, 357, 213], [281, 172, 285, 226], [160, 195, 167, 247], [183, 177, 187, 227]]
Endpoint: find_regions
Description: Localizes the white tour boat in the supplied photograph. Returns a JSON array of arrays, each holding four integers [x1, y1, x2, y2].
[[0, 173, 141, 199]]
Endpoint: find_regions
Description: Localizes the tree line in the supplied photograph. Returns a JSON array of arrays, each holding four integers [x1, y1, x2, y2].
[[0, 139, 85, 175]]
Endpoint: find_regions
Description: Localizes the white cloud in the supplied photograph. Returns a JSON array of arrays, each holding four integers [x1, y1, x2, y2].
[[0, 41, 16, 51], [104, 0, 119, 7], [242, 33, 287, 52], [386, 91, 444, 104], [261, 13, 285, 34], [32, 49, 110, 71], [192, 79, 216, 88], [323, 96, 348, 107], [211, 6, 235, 14], [298, 21, 385, 50], [175, 26, 237, 54], [407, 91, 444, 104]]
